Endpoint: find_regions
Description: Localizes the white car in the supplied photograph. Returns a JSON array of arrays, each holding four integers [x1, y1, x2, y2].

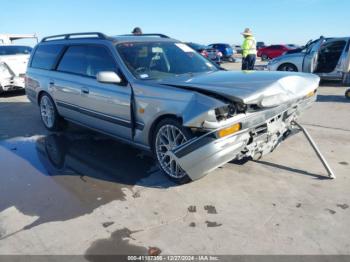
[[267, 37, 350, 85], [0, 45, 32, 93]]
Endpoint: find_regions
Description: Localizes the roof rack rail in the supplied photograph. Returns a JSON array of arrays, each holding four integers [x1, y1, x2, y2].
[[41, 32, 108, 42], [119, 33, 170, 38]]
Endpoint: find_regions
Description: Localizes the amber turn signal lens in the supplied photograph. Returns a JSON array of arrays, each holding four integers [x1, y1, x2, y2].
[[217, 123, 241, 138], [306, 89, 316, 98]]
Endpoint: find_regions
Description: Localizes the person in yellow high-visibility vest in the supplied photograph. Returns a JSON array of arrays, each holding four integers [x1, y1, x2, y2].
[[241, 28, 257, 70]]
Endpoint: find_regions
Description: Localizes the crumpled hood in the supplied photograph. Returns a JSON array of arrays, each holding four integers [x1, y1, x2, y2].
[[161, 70, 320, 107], [0, 54, 30, 76]]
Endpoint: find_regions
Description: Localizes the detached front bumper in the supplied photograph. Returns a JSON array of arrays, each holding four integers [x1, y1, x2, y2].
[[0, 75, 25, 92], [174, 94, 316, 180]]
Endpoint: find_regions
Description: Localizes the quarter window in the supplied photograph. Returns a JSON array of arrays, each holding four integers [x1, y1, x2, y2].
[[57, 45, 116, 77], [31, 44, 63, 70]]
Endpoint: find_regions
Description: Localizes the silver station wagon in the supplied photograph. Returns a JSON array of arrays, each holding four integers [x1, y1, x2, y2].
[[25, 32, 319, 183]]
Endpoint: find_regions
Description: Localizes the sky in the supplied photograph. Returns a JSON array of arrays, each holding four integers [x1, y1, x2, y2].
[[1, 0, 349, 46]]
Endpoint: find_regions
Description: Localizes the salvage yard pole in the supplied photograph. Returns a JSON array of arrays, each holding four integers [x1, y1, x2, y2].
[[292, 121, 336, 179]]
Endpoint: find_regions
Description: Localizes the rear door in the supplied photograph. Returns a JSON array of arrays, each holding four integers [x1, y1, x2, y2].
[[56, 44, 132, 139], [302, 38, 325, 73]]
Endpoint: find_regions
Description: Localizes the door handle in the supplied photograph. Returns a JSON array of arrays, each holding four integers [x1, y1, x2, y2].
[[81, 87, 89, 94]]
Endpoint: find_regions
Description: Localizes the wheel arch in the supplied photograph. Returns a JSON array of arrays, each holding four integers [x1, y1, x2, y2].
[[148, 114, 183, 150], [37, 90, 50, 105]]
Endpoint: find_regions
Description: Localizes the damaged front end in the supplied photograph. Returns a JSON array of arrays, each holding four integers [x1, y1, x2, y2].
[[172, 85, 318, 181], [0, 62, 24, 92]]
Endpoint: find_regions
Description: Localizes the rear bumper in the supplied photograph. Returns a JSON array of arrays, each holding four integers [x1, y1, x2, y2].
[[174, 95, 316, 180]]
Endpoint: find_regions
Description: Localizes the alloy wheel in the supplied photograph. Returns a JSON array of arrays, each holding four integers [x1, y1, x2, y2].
[[40, 96, 55, 128], [155, 124, 188, 179]]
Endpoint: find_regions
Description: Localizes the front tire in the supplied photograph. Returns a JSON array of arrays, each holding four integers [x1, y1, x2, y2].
[[152, 118, 193, 184], [278, 63, 298, 72], [39, 93, 66, 131]]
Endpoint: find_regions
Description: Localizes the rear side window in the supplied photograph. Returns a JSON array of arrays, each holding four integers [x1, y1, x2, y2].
[[57, 45, 116, 77], [31, 44, 63, 70]]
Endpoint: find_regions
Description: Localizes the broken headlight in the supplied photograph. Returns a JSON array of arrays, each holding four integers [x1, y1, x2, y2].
[[215, 104, 237, 121]]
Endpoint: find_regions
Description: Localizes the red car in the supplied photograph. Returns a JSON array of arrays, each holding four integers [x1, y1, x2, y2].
[[257, 45, 293, 60]]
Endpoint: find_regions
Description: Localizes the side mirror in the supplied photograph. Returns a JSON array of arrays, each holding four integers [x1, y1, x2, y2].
[[96, 71, 122, 84]]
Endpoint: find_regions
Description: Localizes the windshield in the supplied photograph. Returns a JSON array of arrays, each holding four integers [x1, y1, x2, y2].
[[0, 45, 32, 55], [116, 42, 217, 80]]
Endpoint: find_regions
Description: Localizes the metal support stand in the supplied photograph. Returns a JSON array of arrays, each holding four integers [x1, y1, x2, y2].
[[292, 121, 335, 179]]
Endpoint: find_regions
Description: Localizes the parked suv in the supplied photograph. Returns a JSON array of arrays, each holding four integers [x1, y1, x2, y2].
[[26, 32, 319, 183], [208, 43, 235, 62]]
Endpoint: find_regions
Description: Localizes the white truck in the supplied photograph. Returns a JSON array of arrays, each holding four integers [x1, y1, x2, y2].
[[0, 34, 38, 94]]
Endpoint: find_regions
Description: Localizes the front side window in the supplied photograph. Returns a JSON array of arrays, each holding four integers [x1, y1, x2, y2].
[[57, 45, 116, 77], [31, 44, 63, 70], [0, 46, 32, 56], [116, 42, 217, 80]]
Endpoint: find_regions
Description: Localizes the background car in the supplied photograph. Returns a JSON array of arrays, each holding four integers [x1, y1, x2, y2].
[[186, 42, 221, 64], [0, 45, 32, 94], [267, 37, 350, 85], [257, 44, 294, 60], [209, 43, 235, 62]]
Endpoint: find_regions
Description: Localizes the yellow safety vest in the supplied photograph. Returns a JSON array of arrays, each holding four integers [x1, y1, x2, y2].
[[242, 36, 257, 57]]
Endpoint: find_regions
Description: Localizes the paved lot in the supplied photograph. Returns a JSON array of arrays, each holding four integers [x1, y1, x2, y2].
[[0, 63, 350, 257]]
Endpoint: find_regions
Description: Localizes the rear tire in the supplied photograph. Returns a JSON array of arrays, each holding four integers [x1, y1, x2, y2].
[[152, 118, 193, 184], [278, 63, 298, 72], [39, 93, 66, 131]]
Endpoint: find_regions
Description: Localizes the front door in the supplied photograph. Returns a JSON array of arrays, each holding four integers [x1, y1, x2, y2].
[[342, 40, 350, 74], [55, 44, 132, 140], [302, 38, 325, 73]]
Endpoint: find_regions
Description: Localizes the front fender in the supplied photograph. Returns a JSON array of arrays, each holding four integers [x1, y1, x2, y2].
[[182, 92, 226, 128]]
